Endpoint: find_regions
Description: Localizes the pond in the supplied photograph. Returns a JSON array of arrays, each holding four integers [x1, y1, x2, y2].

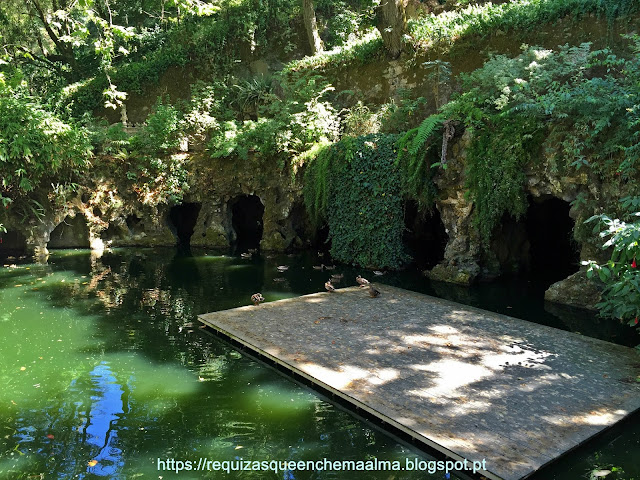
[[0, 248, 638, 480]]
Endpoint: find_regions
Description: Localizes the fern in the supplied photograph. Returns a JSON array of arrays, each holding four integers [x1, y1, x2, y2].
[[395, 121, 439, 209], [409, 114, 444, 156]]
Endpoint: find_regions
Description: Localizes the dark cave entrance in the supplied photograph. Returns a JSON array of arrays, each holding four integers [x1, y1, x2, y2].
[[314, 224, 331, 254], [403, 201, 448, 269], [168, 203, 202, 247], [0, 230, 27, 258], [525, 196, 579, 281], [288, 201, 311, 251], [230, 195, 264, 251], [48, 215, 90, 249], [489, 197, 579, 282]]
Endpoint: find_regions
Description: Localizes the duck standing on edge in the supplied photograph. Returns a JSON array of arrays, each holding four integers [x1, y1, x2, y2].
[[325, 280, 336, 292], [356, 275, 370, 287], [251, 293, 265, 306], [368, 285, 380, 298]]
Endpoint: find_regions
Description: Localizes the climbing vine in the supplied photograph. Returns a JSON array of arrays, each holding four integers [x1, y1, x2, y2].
[[304, 134, 409, 269]]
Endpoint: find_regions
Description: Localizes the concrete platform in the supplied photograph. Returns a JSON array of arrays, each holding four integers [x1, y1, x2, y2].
[[198, 285, 640, 480]]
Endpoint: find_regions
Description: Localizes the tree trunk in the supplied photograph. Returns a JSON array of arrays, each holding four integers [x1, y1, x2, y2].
[[375, 0, 407, 59], [302, 0, 323, 55]]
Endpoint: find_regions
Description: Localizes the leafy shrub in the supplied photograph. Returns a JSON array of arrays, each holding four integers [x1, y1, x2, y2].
[[132, 97, 182, 154], [208, 72, 340, 167], [584, 196, 640, 332], [0, 75, 92, 228], [408, 0, 638, 52], [378, 93, 429, 134]]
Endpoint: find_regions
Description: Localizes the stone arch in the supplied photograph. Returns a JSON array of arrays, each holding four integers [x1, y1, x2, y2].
[[525, 196, 579, 281], [286, 200, 313, 251], [487, 196, 579, 282]]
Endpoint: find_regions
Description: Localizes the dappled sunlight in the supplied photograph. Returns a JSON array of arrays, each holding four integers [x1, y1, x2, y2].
[[303, 296, 328, 304], [482, 344, 554, 371], [300, 363, 371, 390], [199, 282, 640, 480], [409, 360, 492, 399], [541, 408, 622, 427]]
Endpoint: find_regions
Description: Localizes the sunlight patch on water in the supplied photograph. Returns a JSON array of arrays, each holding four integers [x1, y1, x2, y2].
[[99, 353, 202, 400], [239, 382, 319, 418], [262, 291, 299, 301]]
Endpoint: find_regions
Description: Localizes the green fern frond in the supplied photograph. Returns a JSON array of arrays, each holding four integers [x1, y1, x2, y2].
[[409, 114, 444, 156]]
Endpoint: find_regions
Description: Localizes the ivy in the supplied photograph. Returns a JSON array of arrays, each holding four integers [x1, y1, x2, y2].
[[464, 118, 541, 245], [304, 134, 409, 269]]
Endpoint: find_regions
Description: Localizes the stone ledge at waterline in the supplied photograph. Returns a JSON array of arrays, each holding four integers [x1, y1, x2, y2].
[[199, 285, 640, 480]]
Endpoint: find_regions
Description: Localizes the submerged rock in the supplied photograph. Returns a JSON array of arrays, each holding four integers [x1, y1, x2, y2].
[[544, 270, 602, 310]]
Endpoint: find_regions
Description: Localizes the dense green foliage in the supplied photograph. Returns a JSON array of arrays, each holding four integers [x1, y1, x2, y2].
[[86, 99, 189, 205], [585, 197, 640, 332], [284, 30, 383, 72], [204, 72, 340, 167], [409, 0, 638, 52], [304, 134, 408, 269], [405, 40, 640, 245], [0, 74, 92, 232]]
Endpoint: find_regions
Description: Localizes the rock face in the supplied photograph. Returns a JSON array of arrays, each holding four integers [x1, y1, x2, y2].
[[419, 123, 634, 311], [4, 150, 308, 259], [544, 271, 602, 310], [426, 129, 481, 285], [0, 125, 617, 314]]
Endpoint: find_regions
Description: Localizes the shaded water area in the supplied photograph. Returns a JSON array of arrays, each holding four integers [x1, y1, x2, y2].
[[0, 248, 638, 480]]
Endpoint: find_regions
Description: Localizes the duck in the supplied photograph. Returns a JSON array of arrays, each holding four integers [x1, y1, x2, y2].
[[276, 265, 289, 272], [373, 270, 384, 276], [356, 275, 370, 287], [324, 265, 336, 270], [368, 285, 380, 298], [251, 293, 265, 306], [240, 252, 252, 259], [312, 264, 325, 271], [325, 280, 336, 292], [330, 273, 344, 280]]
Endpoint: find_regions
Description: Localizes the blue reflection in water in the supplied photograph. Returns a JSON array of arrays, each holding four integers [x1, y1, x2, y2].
[[83, 362, 125, 477]]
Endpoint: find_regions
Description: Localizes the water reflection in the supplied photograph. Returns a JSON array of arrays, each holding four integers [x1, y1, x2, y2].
[[0, 248, 638, 480], [84, 363, 125, 477], [1, 249, 447, 480]]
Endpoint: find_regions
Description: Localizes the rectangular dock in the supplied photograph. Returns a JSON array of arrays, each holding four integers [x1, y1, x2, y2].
[[198, 285, 640, 480]]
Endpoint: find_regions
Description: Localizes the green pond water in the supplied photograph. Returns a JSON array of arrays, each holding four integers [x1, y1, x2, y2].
[[0, 248, 638, 480]]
